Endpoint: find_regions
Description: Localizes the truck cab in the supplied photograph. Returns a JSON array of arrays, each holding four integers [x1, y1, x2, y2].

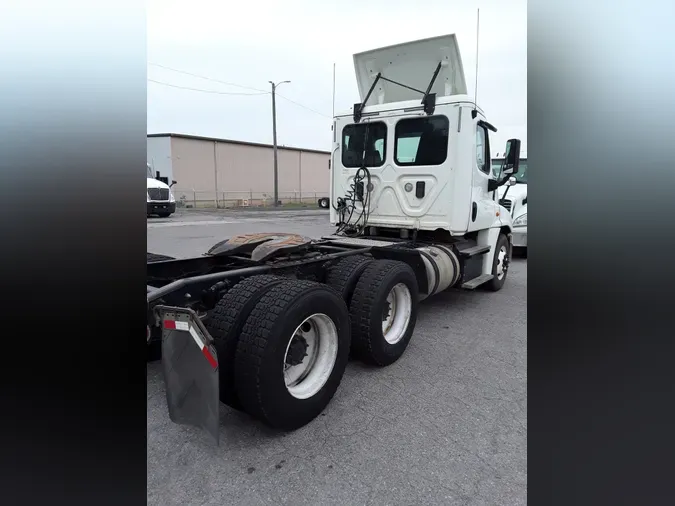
[[329, 34, 522, 289], [147, 163, 176, 218]]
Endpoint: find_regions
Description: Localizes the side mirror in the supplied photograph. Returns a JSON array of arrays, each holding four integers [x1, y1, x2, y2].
[[170, 180, 177, 188], [508, 176, 517, 186], [501, 139, 521, 176]]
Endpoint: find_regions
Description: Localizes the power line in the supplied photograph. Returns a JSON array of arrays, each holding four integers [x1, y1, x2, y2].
[[275, 93, 331, 118], [148, 79, 268, 96], [148, 63, 332, 118], [148, 62, 267, 93]]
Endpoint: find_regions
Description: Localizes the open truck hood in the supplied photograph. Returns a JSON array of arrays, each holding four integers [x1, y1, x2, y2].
[[353, 34, 467, 107]]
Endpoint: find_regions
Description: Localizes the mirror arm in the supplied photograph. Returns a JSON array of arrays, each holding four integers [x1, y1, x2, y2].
[[501, 185, 512, 203]]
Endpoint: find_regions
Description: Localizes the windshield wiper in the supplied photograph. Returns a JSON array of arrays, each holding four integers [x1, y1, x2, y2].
[[353, 62, 443, 122]]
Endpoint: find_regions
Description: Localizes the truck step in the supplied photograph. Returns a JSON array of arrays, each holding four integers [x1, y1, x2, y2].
[[461, 274, 494, 290], [457, 245, 491, 258]]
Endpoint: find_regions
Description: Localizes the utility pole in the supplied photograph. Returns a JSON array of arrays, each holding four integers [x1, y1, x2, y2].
[[270, 80, 290, 207]]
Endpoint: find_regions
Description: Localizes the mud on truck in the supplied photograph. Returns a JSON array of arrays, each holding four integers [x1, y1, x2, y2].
[[147, 34, 522, 444]]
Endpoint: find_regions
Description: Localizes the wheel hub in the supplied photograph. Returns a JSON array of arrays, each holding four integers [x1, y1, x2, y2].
[[381, 283, 412, 345], [283, 313, 340, 400], [496, 245, 509, 279], [285, 334, 309, 366], [382, 300, 392, 322]]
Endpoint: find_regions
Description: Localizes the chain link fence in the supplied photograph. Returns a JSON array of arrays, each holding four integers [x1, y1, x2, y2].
[[171, 189, 330, 209]]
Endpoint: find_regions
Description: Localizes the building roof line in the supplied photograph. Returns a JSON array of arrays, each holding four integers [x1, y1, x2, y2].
[[147, 132, 331, 155]]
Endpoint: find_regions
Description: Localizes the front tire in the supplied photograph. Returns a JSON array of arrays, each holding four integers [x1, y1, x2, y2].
[[486, 234, 511, 291], [349, 260, 419, 366], [234, 280, 350, 430]]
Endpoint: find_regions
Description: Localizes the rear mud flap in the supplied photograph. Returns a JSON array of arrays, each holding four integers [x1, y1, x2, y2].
[[154, 305, 220, 445]]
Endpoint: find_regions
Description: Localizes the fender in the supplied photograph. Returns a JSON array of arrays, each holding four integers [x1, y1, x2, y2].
[[475, 227, 502, 275]]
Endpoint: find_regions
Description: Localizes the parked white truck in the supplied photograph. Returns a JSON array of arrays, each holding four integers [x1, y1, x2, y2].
[[493, 156, 527, 254], [146, 34, 523, 443], [147, 163, 176, 218]]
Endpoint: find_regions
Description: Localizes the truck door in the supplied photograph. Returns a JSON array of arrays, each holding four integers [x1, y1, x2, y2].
[[467, 122, 500, 232]]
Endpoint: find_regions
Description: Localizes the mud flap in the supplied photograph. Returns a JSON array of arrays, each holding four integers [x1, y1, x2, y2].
[[154, 305, 220, 445]]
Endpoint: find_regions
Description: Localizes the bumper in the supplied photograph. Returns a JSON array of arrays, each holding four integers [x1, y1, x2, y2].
[[147, 202, 176, 215], [512, 226, 527, 248]]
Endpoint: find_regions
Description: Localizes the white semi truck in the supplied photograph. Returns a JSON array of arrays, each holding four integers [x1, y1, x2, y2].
[[146, 34, 523, 443], [493, 156, 527, 254], [146, 163, 176, 218]]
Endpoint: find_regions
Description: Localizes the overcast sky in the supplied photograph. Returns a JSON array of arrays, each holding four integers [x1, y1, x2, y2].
[[147, 0, 526, 155]]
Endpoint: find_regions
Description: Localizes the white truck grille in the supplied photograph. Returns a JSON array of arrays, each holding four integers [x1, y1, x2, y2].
[[148, 188, 170, 201]]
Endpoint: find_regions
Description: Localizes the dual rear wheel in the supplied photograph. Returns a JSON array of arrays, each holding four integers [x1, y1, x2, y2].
[[205, 276, 350, 430], [329, 257, 420, 366], [204, 258, 420, 430]]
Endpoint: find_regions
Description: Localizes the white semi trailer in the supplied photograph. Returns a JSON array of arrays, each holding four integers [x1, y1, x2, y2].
[[494, 156, 527, 254], [146, 34, 523, 443]]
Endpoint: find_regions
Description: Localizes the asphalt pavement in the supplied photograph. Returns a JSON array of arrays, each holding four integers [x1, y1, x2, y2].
[[147, 209, 527, 506]]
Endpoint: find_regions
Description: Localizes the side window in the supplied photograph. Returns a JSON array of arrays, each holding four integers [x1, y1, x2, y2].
[[341, 122, 387, 168], [491, 158, 503, 178], [395, 116, 449, 166], [476, 125, 490, 174]]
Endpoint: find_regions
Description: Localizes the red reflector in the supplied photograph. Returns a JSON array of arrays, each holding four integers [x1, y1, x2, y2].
[[202, 347, 218, 369], [163, 320, 176, 329]]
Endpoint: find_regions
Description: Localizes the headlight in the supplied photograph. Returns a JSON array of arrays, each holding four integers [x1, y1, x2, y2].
[[513, 213, 527, 227], [169, 192, 175, 202]]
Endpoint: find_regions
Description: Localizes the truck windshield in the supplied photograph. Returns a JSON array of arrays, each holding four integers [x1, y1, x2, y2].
[[147, 164, 153, 178], [492, 158, 527, 183]]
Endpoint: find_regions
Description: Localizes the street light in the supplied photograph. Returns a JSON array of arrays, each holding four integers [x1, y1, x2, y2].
[[270, 80, 290, 207]]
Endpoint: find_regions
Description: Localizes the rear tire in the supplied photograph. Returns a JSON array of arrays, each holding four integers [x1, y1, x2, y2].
[[349, 260, 419, 366], [204, 275, 285, 410], [486, 234, 511, 291], [235, 280, 350, 430], [325, 255, 373, 306]]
